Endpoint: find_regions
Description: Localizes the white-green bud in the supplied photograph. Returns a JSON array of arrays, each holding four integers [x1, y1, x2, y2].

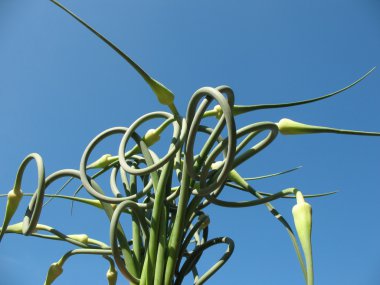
[[148, 79, 175, 106], [87, 154, 113, 169], [44, 261, 63, 285], [68, 234, 89, 245], [0, 189, 23, 241], [143, 129, 161, 146], [292, 191, 313, 285], [277, 118, 329, 135], [213, 105, 223, 118], [106, 267, 118, 285]]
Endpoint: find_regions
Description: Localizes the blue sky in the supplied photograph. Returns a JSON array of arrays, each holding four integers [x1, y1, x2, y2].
[[1, 0, 380, 284]]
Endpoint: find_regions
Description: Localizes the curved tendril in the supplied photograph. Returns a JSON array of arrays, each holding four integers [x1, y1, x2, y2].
[[193, 121, 278, 205], [118, 111, 186, 176], [175, 237, 235, 285], [80, 127, 133, 204], [43, 176, 74, 207], [110, 200, 147, 283], [43, 248, 114, 284], [232, 122, 278, 168], [23, 169, 93, 235], [109, 163, 154, 202], [5, 73, 380, 285], [0, 153, 44, 241], [185, 86, 236, 196], [176, 213, 209, 275], [79, 126, 159, 206]]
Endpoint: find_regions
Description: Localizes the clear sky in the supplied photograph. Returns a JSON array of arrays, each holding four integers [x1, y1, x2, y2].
[[1, 0, 380, 284]]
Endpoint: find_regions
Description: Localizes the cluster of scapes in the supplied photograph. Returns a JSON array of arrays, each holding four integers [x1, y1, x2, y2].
[[2, 1, 380, 285], [2, 85, 380, 285]]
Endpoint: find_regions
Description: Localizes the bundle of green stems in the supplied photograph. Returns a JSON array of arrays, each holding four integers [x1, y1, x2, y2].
[[1, 1, 380, 285]]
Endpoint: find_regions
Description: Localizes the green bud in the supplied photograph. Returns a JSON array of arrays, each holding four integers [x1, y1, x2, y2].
[[143, 129, 161, 146], [278, 118, 380, 137], [87, 154, 113, 169], [199, 214, 210, 229], [3, 222, 23, 234], [211, 161, 224, 170], [0, 189, 23, 241], [129, 128, 162, 156], [148, 78, 175, 106], [213, 105, 223, 118], [106, 267, 118, 285], [68, 234, 89, 245], [292, 191, 313, 285], [44, 261, 63, 285], [277, 118, 330, 135]]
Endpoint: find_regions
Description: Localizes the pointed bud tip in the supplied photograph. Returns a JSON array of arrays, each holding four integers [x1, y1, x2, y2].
[[68, 234, 89, 244], [106, 267, 118, 285], [143, 129, 161, 146], [277, 118, 327, 135], [149, 79, 175, 106], [44, 262, 63, 285], [87, 154, 112, 169]]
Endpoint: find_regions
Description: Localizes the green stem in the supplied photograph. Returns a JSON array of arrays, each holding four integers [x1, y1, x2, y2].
[[130, 172, 143, 274], [154, 201, 168, 285], [164, 161, 191, 285]]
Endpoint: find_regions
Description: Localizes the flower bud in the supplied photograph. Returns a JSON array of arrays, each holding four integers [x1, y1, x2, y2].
[[292, 191, 313, 285], [143, 129, 161, 146], [0, 189, 23, 241], [277, 118, 330, 135], [213, 105, 223, 118], [199, 214, 210, 229], [87, 154, 113, 169], [44, 261, 63, 285], [68, 234, 89, 245], [3, 222, 23, 234], [148, 78, 175, 106], [211, 161, 224, 170], [106, 267, 118, 285]]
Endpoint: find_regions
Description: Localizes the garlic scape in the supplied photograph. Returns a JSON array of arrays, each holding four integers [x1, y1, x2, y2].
[[292, 190, 313, 285]]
